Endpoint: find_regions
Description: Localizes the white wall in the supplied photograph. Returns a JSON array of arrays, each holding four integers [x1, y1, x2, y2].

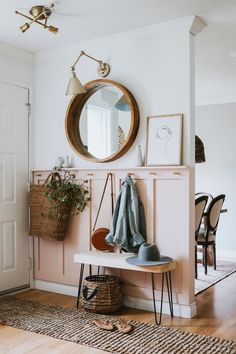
[[0, 42, 35, 176], [0, 42, 34, 88], [195, 26, 236, 106], [193, 3, 236, 261], [34, 18, 196, 169], [195, 22, 236, 260], [195, 102, 236, 259], [33, 17, 198, 310]]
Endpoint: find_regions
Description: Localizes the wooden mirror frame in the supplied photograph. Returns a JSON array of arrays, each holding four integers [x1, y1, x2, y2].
[[65, 79, 140, 163]]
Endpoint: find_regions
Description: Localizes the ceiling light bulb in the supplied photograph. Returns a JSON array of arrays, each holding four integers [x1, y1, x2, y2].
[[48, 25, 58, 34], [20, 23, 30, 33]]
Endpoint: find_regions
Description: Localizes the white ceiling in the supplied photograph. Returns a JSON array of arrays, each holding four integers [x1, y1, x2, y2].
[[0, 0, 236, 53]]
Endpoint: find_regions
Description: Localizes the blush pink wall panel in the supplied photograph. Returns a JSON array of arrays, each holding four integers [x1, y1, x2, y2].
[[32, 167, 194, 308]]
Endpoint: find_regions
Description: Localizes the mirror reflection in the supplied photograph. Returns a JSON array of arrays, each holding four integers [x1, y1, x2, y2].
[[79, 85, 131, 159]]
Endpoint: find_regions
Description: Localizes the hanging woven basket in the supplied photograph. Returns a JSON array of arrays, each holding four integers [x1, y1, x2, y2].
[[29, 172, 73, 241], [80, 275, 123, 314]]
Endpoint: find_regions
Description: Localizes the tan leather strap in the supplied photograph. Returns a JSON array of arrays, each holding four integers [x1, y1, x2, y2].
[[92, 173, 114, 231], [110, 173, 114, 215]]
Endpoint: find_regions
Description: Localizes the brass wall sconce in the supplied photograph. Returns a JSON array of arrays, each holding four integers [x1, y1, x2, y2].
[[15, 3, 58, 34], [66, 51, 111, 95]]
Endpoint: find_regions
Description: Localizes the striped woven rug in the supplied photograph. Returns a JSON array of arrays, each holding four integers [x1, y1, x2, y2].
[[0, 296, 235, 354]]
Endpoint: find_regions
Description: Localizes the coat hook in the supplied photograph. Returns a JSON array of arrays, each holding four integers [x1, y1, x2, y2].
[[173, 171, 181, 176]]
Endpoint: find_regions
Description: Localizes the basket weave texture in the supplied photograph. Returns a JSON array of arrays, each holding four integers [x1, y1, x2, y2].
[[29, 173, 72, 241], [80, 275, 123, 314]]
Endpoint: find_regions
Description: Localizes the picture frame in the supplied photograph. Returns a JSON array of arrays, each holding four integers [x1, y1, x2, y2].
[[145, 113, 183, 166]]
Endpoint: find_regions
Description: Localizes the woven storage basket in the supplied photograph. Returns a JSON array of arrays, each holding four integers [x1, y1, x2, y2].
[[29, 173, 73, 241], [80, 275, 123, 314]]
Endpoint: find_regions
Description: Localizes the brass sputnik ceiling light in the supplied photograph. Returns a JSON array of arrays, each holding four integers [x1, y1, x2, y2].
[[15, 3, 58, 34]]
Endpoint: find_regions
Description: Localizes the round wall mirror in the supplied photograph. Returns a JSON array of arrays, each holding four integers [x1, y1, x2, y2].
[[65, 79, 140, 162]]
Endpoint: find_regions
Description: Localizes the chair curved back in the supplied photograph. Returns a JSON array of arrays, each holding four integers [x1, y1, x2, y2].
[[195, 192, 213, 210], [195, 195, 208, 236], [205, 194, 225, 234]]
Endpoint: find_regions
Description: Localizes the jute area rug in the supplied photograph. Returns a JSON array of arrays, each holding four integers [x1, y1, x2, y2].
[[0, 296, 235, 354], [195, 260, 236, 295]]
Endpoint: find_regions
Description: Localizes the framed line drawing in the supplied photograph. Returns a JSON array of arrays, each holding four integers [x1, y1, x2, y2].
[[145, 113, 183, 166]]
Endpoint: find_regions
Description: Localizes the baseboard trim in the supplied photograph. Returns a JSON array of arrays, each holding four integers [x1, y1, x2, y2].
[[35, 280, 78, 297], [217, 250, 236, 261], [124, 296, 197, 319], [35, 279, 197, 319], [0, 284, 30, 296]]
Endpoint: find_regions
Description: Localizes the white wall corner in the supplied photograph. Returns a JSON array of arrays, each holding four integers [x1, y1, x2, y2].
[[217, 249, 236, 262], [0, 41, 34, 63], [190, 16, 207, 36]]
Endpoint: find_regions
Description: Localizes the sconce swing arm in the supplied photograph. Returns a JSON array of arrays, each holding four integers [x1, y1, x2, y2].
[[70, 51, 110, 78], [71, 51, 102, 69]]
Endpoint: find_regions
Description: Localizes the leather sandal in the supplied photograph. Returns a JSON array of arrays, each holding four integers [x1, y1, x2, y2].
[[117, 319, 132, 334], [93, 319, 114, 331]]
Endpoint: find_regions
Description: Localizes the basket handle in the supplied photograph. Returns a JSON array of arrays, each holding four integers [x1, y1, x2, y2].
[[44, 172, 62, 186], [82, 286, 98, 301]]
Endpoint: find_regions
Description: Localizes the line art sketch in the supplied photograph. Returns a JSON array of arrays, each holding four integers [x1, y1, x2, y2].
[[155, 125, 173, 154], [146, 114, 182, 165]]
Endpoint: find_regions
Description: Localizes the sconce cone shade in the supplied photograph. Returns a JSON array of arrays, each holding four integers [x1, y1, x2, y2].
[[66, 71, 86, 95], [115, 94, 130, 111], [195, 135, 206, 163]]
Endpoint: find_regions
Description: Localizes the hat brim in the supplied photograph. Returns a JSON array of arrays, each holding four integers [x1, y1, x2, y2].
[[125, 255, 172, 266]]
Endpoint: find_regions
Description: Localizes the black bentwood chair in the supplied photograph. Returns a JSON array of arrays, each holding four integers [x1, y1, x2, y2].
[[196, 194, 225, 275], [195, 195, 209, 278]]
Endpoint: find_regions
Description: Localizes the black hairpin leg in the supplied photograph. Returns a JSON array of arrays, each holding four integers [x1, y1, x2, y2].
[[97, 266, 100, 275], [89, 264, 92, 276], [165, 271, 174, 317], [151, 273, 164, 325], [76, 263, 85, 308]]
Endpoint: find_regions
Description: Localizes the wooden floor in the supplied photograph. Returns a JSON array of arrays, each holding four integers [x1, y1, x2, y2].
[[1, 272, 236, 353]]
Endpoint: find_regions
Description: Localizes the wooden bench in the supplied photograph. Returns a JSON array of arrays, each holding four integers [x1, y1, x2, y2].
[[74, 251, 177, 325]]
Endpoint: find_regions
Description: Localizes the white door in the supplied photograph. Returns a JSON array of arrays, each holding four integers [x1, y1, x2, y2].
[[0, 82, 29, 293], [87, 104, 112, 158]]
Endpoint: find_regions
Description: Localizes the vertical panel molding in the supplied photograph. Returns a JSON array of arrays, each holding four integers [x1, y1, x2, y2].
[[1, 153, 16, 203], [32, 166, 193, 317], [0, 221, 16, 271]]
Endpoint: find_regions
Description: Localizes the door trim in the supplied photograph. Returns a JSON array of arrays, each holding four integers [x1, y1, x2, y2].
[[0, 80, 34, 293]]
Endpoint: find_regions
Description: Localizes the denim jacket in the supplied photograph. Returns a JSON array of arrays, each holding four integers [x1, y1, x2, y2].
[[105, 175, 146, 252]]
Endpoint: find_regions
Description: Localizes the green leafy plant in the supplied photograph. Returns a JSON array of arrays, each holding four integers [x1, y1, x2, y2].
[[44, 169, 89, 218]]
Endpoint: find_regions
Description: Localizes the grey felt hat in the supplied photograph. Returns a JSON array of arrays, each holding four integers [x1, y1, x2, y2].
[[125, 243, 172, 266]]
